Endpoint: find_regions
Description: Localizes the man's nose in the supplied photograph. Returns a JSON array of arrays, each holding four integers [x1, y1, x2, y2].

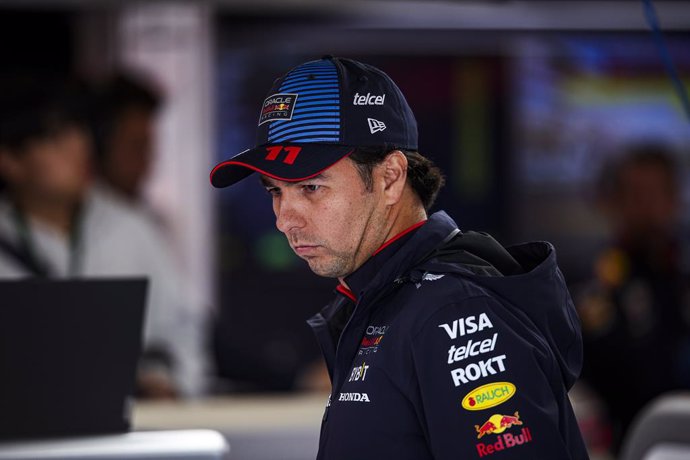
[[275, 199, 306, 234]]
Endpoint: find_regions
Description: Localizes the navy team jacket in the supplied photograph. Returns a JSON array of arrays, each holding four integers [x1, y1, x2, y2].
[[307, 211, 589, 459]]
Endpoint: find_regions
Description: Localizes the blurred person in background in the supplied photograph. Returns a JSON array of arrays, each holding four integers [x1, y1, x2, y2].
[[91, 73, 160, 207], [88, 72, 210, 397], [0, 75, 207, 399], [577, 143, 690, 452]]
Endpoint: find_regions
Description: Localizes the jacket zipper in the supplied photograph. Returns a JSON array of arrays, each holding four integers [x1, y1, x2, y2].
[[322, 292, 366, 423]]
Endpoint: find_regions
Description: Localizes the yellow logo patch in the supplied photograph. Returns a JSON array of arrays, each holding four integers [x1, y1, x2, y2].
[[462, 382, 516, 411]]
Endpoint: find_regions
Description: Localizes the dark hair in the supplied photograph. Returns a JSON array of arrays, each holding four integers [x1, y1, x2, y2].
[[349, 145, 445, 211], [0, 75, 91, 153], [91, 73, 162, 163]]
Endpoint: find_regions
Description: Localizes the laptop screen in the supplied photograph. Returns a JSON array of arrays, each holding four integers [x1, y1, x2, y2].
[[0, 278, 148, 439]]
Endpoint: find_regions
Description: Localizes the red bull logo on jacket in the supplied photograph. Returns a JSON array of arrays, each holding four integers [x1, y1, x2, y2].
[[361, 335, 384, 347], [475, 411, 522, 439], [474, 411, 532, 457]]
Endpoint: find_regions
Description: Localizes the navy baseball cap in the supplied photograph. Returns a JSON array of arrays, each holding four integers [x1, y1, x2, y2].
[[210, 56, 418, 188]]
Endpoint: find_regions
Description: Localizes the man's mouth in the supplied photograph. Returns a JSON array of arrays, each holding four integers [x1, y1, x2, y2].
[[293, 245, 321, 256]]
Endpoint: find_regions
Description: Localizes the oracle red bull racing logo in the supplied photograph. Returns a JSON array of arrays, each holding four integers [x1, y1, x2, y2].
[[474, 411, 532, 457], [358, 325, 388, 356], [258, 93, 298, 125]]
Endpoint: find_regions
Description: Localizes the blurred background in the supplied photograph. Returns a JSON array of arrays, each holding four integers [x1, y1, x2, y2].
[[0, 1, 689, 459]]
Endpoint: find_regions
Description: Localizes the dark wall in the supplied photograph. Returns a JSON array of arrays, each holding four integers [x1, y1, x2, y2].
[[0, 8, 75, 74]]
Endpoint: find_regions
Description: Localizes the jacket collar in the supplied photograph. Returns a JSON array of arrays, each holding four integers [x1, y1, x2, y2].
[[307, 211, 460, 382], [338, 211, 460, 303]]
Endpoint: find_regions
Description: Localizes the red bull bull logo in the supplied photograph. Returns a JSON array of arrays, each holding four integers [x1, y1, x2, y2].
[[361, 335, 384, 347], [475, 411, 522, 438], [474, 411, 532, 457]]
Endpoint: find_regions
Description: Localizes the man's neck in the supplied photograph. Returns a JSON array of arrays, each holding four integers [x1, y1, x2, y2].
[[13, 193, 79, 236], [102, 174, 140, 204], [339, 195, 427, 288], [381, 205, 427, 250]]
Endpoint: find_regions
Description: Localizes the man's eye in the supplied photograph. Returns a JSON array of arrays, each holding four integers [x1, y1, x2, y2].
[[266, 188, 281, 196], [302, 184, 321, 193]]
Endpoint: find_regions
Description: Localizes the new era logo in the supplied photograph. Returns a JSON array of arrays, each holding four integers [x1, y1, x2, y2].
[[368, 118, 386, 134]]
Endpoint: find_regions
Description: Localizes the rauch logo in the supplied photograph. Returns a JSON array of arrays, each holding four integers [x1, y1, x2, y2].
[[462, 382, 516, 411]]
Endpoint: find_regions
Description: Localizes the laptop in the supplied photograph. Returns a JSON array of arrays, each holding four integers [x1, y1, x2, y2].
[[0, 278, 148, 439]]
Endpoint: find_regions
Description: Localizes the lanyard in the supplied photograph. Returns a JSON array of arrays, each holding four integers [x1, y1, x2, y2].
[[11, 203, 84, 277]]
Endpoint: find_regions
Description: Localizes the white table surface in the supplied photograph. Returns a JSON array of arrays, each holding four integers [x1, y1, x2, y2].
[[0, 429, 229, 459], [132, 394, 328, 432], [645, 443, 690, 460]]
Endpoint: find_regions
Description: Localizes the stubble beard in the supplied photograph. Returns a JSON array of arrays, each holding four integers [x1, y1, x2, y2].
[[286, 234, 356, 278], [306, 251, 354, 278], [306, 209, 388, 279]]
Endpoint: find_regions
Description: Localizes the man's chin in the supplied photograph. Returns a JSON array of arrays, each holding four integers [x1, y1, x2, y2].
[[304, 256, 350, 279]]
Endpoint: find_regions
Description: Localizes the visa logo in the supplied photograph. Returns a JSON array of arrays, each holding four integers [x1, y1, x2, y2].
[[439, 313, 493, 339]]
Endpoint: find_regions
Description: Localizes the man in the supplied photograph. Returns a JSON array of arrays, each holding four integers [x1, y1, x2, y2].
[[91, 73, 161, 203], [88, 74, 208, 396], [211, 56, 589, 459], [578, 144, 690, 452], [0, 76, 206, 398]]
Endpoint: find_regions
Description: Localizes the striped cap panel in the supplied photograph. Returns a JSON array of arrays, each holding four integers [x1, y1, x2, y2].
[[268, 60, 340, 143]]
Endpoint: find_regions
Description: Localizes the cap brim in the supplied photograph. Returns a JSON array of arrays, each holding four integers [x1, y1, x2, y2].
[[210, 144, 353, 188]]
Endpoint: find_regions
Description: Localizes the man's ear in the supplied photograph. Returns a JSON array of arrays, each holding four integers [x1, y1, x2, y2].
[[379, 150, 408, 206]]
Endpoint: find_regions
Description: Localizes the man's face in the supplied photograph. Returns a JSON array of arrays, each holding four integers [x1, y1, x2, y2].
[[262, 157, 388, 279], [103, 107, 155, 198], [613, 163, 678, 238], [0, 125, 92, 203]]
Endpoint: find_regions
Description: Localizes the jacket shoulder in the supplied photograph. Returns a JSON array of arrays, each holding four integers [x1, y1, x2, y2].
[[387, 273, 498, 335]]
